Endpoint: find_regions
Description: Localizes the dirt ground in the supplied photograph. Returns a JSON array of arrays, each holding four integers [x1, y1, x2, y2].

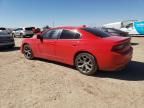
[[0, 37, 144, 108]]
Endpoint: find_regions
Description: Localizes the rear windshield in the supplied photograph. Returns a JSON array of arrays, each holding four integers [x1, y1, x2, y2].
[[82, 27, 111, 38], [25, 27, 35, 31]]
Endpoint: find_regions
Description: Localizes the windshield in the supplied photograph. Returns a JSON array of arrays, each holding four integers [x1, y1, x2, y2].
[[82, 27, 111, 38]]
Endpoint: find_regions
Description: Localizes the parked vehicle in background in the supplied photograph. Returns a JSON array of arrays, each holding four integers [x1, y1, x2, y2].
[[33, 28, 41, 34], [12, 27, 35, 38], [0, 27, 12, 34], [21, 26, 133, 75], [43, 25, 51, 31], [103, 20, 144, 36], [0, 27, 7, 32], [0, 32, 15, 48], [99, 27, 130, 37]]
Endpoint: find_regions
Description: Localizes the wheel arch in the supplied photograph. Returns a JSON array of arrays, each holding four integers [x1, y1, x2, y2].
[[22, 43, 29, 53]]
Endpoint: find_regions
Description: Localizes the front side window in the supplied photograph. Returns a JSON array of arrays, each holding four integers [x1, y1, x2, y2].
[[60, 30, 80, 39], [42, 29, 61, 39]]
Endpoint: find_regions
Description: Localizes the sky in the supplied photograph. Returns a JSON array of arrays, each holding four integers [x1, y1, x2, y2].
[[0, 0, 144, 28]]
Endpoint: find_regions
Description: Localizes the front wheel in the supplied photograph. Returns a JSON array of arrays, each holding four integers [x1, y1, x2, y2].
[[75, 53, 98, 75], [23, 44, 34, 60]]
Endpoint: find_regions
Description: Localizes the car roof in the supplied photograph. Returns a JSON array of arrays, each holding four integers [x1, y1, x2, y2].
[[50, 26, 86, 30]]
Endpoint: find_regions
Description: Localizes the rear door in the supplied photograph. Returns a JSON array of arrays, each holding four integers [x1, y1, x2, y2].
[[36, 29, 61, 60], [55, 29, 81, 64]]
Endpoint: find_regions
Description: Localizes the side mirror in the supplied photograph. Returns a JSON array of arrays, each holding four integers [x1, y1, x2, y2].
[[37, 34, 42, 39], [75, 33, 81, 39]]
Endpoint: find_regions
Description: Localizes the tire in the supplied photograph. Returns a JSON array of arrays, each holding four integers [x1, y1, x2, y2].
[[23, 44, 34, 60], [75, 53, 98, 75]]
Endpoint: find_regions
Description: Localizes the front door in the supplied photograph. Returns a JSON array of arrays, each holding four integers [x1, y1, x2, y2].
[[36, 29, 61, 60]]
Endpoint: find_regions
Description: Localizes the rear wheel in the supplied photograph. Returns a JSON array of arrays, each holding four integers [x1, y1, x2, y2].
[[75, 53, 98, 75], [23, 44, 34, 60]]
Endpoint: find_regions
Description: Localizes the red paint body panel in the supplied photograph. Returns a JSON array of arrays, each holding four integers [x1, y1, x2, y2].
[[21, 27, 133, 71]]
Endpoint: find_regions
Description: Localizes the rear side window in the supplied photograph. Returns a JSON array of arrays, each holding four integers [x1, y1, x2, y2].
[[43, 29, 61, 39], [82, 28, 111, 38], [60, 30, 80, 39]]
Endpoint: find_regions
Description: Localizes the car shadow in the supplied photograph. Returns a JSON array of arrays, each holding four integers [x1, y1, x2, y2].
[[37, 59, 144, 81], [131, 42, 139, 46], [0, 47, 20, 52], [36, 59, 144, 81], [95, 61, 144, 81], [35, 58, 75, 69]]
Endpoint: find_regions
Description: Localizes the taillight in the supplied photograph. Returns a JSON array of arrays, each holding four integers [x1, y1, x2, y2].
[[112, 44, 125, 52], [112, 42, 131, 54]]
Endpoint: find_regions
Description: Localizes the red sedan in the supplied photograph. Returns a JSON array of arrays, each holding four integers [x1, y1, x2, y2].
[[21, 26, 133, 75]]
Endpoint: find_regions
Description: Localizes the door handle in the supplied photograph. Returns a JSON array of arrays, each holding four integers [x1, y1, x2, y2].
[[72, 41, 79, 46], [72, 44, 77, 46]]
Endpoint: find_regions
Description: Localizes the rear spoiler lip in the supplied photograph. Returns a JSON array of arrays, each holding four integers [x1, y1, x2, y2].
[[115, 37, 131, 45]]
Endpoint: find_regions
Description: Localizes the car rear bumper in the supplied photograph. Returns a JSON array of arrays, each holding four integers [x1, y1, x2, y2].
[[96, 47, 133, 71]]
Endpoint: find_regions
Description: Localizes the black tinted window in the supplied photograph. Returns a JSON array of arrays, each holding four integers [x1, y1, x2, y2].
[[15, 28, 23, 31], [0, 28, 6, 30], [82, 28, 111, 38], [25, 27, 35, 31], [43, 29, 61, 39], [60, 30, 80, 39]]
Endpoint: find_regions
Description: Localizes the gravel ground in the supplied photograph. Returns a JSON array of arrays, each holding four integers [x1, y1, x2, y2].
[[0, 37, 144, 108]]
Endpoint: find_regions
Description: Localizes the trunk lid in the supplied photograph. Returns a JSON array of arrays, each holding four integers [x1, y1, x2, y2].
[[104, 36, 132, 54], [104, 36, 130, 44]]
